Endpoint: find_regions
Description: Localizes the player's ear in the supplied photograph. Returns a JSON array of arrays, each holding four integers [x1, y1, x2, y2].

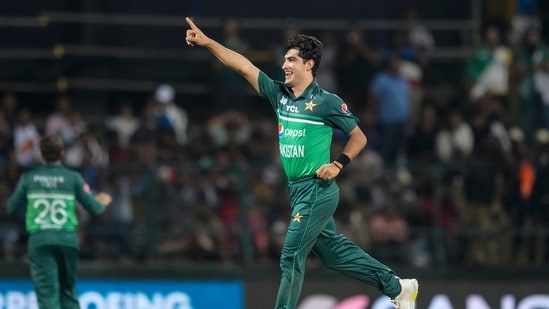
[[305, 59, 314, 72]]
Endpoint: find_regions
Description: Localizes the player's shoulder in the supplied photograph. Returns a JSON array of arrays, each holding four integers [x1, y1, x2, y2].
[[260, 71, 284, 86], [316, 88, 355, 115], [22, 165, 47, 177], [317, 88, 344, 104]]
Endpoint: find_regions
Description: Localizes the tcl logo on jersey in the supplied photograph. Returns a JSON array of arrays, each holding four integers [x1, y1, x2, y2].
[[278, 124, 306, 138], [286, 105, 300, 113]]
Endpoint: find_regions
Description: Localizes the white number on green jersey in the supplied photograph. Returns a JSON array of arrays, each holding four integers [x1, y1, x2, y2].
[[34, 198, 68, 226], [27, 193, 75, 230]]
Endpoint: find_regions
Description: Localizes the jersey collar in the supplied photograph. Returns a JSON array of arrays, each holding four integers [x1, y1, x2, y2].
[[283, 79, 321, 100]]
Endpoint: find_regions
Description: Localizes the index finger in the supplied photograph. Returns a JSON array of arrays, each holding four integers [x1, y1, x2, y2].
[[185, 17, 198, 29]]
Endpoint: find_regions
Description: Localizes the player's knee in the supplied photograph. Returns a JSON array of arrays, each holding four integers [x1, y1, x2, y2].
[[279, 252, 305, 274]]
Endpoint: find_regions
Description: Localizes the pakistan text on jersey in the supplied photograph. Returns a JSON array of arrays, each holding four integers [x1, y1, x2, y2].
[[280, 144, 305, 158], [33, 175, 65, 188]]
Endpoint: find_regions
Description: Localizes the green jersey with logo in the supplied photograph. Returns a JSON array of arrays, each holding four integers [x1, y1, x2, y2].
[[258, 72, 359, 180], [7, 164, 105, 248]]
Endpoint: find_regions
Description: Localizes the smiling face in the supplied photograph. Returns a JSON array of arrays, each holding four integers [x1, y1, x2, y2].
[[282, 48, 314, 87]]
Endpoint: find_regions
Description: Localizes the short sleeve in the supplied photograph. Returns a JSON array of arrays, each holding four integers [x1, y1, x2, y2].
[[323, 94, 359, 134]]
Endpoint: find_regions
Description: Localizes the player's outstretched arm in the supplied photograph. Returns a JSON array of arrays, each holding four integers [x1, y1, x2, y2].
[[185, 17, 260, 92]]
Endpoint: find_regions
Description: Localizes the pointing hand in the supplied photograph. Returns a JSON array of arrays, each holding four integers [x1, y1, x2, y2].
[[185, 17, 210, 47]]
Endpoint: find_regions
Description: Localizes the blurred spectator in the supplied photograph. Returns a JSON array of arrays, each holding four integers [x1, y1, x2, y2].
[[130, 97, 160, 146], [59, 108, 87, 149], [387, 30, 425, 128], [338, 24, 381, 115], [509, 0, 541, 47], [242, 118, 279, 164], [61, 111, 86, 165], [105, 130, 132, 164], [76, 132, 109, 193], [0, 110, 13, 164], [64, 113, 108, 169], [1, 92, 19, 129], [437, 176, 463, 265], [529, 129, 549, 265], [45, 95, 73, 140], [463, 136, 511, 266], [406, 101, 440, 164], [470, 106, 513, 160], [369, 53, 411, 166], [13, 108, 41, 168], [368, 203, 410, 265], [403, 7, 435, 69], [157, 130, 184, 163], [105, 101, 139, 149], [272, 23, 300, 81], [207, 109, 251, 148], [503, 127, 535, 264], [435, 108, 474, 165], [212, 17, 251, 111], [467, 25, 513, 103], [154, 84, 189, 145], [315, 31, 339, 93], [515, 26, 549, 143]]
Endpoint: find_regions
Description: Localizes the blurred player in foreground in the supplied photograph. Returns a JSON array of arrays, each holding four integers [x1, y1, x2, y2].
[[184, 17, 418, 309], [6, 134, 112, 308]]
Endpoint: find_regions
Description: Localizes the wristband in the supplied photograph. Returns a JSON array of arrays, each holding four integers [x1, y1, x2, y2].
[[333, 153, 351, 169], [332, 161, 343, 170]]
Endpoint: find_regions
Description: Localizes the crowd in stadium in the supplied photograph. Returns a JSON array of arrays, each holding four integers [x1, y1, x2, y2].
[[1, 7, 549, 270]]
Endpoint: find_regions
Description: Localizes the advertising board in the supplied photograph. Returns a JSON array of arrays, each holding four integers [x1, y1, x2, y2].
[[0, 280, 243, 309]]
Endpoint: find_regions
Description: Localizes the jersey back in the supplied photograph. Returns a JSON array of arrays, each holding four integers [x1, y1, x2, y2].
[[21, 165, 84, 233]]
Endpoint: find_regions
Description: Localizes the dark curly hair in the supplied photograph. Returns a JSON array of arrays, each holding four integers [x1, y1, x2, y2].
[[283, 34, 323, 77], [40, 134, 64, 163]]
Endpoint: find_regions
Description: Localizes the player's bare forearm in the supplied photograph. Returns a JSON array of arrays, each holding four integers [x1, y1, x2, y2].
[[341, 126, 367, 160]]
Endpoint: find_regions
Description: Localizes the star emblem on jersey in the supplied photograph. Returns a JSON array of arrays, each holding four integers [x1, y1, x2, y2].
[[305, 101, 316, 111], [293, 212, 303, 223]]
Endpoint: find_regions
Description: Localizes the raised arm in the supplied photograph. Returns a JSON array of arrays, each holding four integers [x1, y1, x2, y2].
[[185, 17, 260, 92]]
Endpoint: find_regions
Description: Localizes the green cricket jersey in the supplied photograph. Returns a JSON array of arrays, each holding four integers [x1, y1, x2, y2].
[[258, 72, 359, 180], [6, 164, 106, 248]]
